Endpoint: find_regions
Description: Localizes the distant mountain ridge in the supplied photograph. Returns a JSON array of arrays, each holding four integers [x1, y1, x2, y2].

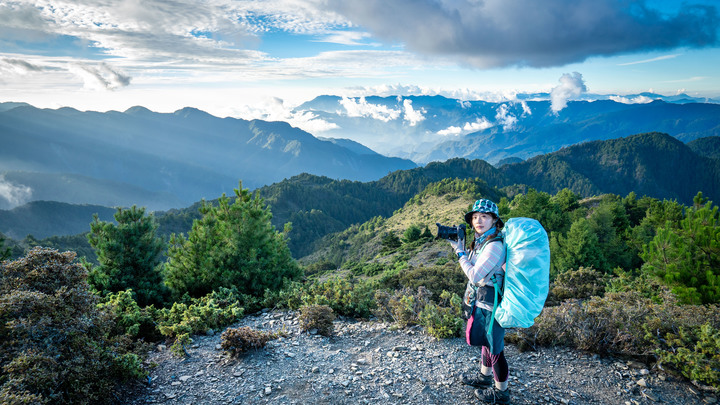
[[0, 103, 416, 210], [2, 132, 717, 258], [294, 96, 720, 164]]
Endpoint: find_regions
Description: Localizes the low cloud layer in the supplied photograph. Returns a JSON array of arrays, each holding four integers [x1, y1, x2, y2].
[[0, 176, 32, 208], [327, 0, 719, 68]]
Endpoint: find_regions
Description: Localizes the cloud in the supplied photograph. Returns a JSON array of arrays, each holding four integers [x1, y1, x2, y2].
[[550, 72, 587, 113], [233, 97, 340, 133], [609, 95, 655, 104], [402, 99, 425, 126], [339, 96, 401, 122], [0, 58, 43, 74], [0, 176, 32, 208], [68, 62, 131, 90], [618, 54, 680, 66], [437, 117, 493, 136], [495, 104, 518, 131], [326, 0, 720, 68]]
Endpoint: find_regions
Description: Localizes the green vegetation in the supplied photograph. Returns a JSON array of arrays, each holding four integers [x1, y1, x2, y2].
[[0, 248, 144, 405], [87, 206, 167, 307], [164, 183, 301, 299]]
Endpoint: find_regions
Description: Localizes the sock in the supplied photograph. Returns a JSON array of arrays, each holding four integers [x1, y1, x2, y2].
[[481, 365, 492, 376], [495, 380, 508, 391]]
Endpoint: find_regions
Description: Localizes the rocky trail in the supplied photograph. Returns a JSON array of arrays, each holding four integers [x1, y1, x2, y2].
[[119, 310, 717, 405]]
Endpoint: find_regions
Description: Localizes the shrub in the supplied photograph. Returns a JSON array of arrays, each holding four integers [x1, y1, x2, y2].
[[298, 304, 336, 336], [97, 289, 161, 342], [419, 290, 464, 339], [294, 276, 376, 318], [548, 267, 607, 304], [220, 327, 282, 356], [397, 263, 466, 299], [156, 287, 245, 356], [374, 287, 432, 327], [0, 248, 144, 404], [508, 290, 720, 388]]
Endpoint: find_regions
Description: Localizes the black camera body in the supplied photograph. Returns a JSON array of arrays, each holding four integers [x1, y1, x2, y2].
[[435, 223, 466, 242]]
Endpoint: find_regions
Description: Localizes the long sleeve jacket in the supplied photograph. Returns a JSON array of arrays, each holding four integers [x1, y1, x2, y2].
[[459, 237, 506, 310]]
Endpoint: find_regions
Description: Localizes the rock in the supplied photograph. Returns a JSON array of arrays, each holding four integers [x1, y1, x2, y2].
[[643, 391, 659, 402], [264, 386, 272, 395], [705, 397, 718, 404], [637, 378, 648, 387], [179, 375, 191, 382], [309, 328, 318, 335]]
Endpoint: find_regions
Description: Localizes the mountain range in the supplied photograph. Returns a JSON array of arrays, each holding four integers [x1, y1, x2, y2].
[[4, 132, 718, 259], [295, 96, 720, 164], [0, 103, 416, 210]]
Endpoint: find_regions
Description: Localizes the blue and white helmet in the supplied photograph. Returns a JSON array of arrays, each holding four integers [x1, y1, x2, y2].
[[465, 198, 503, 227]]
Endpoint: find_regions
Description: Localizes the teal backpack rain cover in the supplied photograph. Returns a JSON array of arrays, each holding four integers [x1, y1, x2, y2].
[[494, 217, 550, 328]]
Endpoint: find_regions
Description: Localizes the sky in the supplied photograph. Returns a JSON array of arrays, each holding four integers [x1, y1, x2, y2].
[[1, 0, 719, 129]]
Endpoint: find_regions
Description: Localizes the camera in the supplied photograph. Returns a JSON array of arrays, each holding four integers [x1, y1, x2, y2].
[[435, 223, 466, 242]]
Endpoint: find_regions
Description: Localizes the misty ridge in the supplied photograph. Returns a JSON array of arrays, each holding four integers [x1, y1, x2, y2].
[[1, 94, 720, 213]]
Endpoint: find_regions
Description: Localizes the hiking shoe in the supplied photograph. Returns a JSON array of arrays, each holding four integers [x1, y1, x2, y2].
[[461, 370, 493, 388], [475, 386, 511, 404]]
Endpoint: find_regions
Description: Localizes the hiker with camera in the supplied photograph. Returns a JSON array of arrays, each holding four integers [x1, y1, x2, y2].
[[448, 198, 511, 404]]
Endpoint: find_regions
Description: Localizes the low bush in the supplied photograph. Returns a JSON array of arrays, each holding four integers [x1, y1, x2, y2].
[[291, 277, 376, 318], [298, 304, 336, 336], [156, 287, 245, 356], [220, 327, 282, 356], [547, 266, 608, 305], [98, 289, 161, 342], [396, 263, 466, 299], [374, 287, 432, 327], [419, 290, 464, 339], [0, 247, 144, 404], [508, 291, 720, 388]]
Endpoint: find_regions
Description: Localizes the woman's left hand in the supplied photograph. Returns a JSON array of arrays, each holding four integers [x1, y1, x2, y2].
[[448, 239, 466, 256]]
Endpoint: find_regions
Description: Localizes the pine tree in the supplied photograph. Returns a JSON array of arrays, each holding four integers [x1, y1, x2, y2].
[[164, 183, 302, 299], [87, 206, 167, 307], [641, 193, 720, 304], [550, 218, 606, 277], [0, 234, 10, 261]]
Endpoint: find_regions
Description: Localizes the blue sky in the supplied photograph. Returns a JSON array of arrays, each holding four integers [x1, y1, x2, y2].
[[1, 0, 719, 132]]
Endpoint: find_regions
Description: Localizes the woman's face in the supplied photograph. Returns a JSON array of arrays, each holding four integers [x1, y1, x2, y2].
[[471, 212, 496, 234]]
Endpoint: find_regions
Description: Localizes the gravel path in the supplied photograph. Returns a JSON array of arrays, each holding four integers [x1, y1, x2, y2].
[[119, 310, 717, 405]]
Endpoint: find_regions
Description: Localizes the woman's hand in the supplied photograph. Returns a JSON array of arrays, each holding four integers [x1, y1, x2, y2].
[[448, 239, 466, 257]]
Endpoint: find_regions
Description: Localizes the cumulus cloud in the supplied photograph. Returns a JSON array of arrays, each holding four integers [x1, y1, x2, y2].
[[68, 62, 131, 90], [326, 0, 720, 68], [339, 96, 401, 122], [495, 104, 518, 131], [402, 99, 425, 126], [550, 72, 587, 113], [0, 176, 32, 208], [437, 117, 493, 136]]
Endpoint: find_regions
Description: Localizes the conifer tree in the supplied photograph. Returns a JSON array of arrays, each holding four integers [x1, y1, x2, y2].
[[164, 183, 301, 299], [550, 218, 605, 277], [87, 206, 167, 307], [641, 193, 720, 304], [0, 234, 9, 261]]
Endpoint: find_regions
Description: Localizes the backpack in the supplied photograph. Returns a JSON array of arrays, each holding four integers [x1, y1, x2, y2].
[[492, 217, 550, 329]]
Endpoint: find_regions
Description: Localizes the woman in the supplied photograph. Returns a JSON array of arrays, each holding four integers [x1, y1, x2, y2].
[[449, 198, 510, 404]]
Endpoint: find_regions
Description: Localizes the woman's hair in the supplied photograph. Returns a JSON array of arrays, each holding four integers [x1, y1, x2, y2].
[[469, 214, 504, 251]]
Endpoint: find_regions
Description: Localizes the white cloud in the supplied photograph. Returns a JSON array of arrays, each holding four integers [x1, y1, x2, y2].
[[68, 62, 131, 90], [437, 125, 462, 136], [338, 96, 401, 122], [402, 99, 425, 126], [609, 95, 654, 104], [495, 104, 518, 131], [0, 175, 32, 208], [0, 58, 43, 75], [550, 72, 587, 113], [437, 117, 493, 136], [232, 96, 340, 133]]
